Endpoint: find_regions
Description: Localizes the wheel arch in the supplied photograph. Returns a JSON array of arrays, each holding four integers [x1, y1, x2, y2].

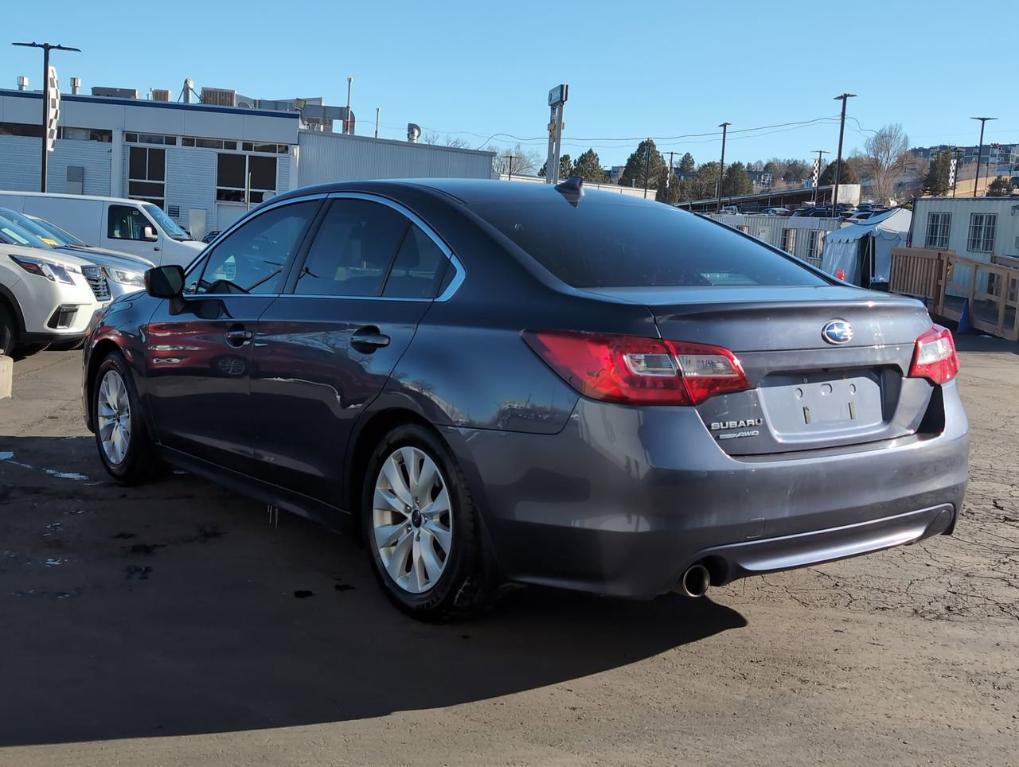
[[0, 283, 26, 336], [84, 338, 127, 431], [344, 406, 443, 516]]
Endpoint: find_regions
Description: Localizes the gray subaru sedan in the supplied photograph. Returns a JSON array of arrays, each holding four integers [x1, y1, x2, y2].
[[81, 178, 968, 619]]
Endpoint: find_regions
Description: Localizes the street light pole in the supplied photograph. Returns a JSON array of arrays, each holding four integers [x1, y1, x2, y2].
[[716, 122, 730, 212], [831, 93, 856, 215], [12, 41, 81, 192], [971, 117, 996, 197]]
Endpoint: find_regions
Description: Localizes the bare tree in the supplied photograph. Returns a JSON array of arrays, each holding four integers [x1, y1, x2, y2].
[[492, 144, 541, 176], [422, 131, 440, 145], [444, 136, 473, 149], [861, 124, 911, 204]]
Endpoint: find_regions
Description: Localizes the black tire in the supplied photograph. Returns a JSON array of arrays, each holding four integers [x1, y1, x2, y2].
[[362, 423, 491, 620], [92, 351, 159, 484], [0, 302, 16, 357]]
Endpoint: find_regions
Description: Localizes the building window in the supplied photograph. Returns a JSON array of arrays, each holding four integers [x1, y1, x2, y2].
[[967, 213, 996, 253], [925, 212, 951, 249], [128, 146, 166, 209], [242, 141, 290, 154], [806, 230, 823, 265], [124, 132, 176, 145], [781, 228, 797, 254], [216, 153, 277, 204], [0, 122, 110, 142]]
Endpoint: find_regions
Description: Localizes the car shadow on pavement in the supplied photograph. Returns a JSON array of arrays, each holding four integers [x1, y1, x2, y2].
[[0, 436, 746, 747], [952, 333, 1019, 355]]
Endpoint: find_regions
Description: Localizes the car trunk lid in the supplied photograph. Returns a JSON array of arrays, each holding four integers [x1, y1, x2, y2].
[[586, 285, 936, 455]]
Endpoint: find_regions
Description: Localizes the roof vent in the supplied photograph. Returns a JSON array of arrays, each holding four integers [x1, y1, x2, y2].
[[16, 75, 28, 91], [407, 123, 421, 143]]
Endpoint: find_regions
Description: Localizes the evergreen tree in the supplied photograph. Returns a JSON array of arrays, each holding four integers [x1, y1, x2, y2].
[[722, 161, 753, 196], [987, 176, 1014, 196], [679, 152, 695, 173], [538, 153, 574, 180], [819, 159, 858, 186], [619, 138, 666, 189], [572, 149, 606, 183], [923, 151, 953, 196], [691, 161, 720, 199]]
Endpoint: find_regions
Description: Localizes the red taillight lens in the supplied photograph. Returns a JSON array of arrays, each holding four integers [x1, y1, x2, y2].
[[522, 330, 750, 406], [908, 325, 959, 385]]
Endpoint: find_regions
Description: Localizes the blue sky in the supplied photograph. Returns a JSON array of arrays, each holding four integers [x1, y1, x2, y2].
[[4, 0, 1016, 167]]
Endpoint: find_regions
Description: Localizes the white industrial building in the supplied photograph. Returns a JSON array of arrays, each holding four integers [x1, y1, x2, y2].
[[0, 87, 494, 238], [911, 196, 1019, 261], [712, 213, 841, 269]]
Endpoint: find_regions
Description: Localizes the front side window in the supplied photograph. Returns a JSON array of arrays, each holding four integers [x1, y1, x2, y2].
[[925, 212, 951, 249], [967, 213, 996, 253], [193, 201, 318, 295], [294, 200, 411, 297], [108, 205, 152, 240]]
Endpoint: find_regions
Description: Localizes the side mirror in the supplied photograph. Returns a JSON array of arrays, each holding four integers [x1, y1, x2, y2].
[[143, 225, 158, 242], [145, 265, 185, 299]]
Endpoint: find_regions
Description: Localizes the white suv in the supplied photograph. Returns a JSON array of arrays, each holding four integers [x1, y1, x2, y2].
[[0, 242, 103, 356]]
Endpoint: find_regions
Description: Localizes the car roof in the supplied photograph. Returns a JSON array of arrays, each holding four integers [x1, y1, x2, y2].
[[271, 178, 666, 210]]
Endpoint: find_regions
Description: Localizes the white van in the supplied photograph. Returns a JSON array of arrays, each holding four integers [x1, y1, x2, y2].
[[0, 191, 205, 268]]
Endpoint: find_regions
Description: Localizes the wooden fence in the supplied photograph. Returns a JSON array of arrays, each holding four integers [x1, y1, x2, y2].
[[889, 247, 1019, 341]]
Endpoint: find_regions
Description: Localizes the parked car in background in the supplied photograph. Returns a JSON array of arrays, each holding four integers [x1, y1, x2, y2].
[[0, 221, 102, 356], [19, 213, 153, 297], [720, 205, 740, 214], [82, 179, 968, 619], [761, 207, 791, 216], [0, 191, 204, 268]]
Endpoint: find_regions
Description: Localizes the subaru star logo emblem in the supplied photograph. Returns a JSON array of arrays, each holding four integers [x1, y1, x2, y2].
[[822, 319, 853, 345]]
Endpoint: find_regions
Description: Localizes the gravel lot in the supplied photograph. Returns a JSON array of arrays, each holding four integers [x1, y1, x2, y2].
[[1, 337, 1016, 766]]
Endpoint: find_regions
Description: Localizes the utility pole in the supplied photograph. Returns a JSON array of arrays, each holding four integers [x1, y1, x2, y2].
[[831, 93, 856, 215], [374, 107, 380, 139], [971, 117, 996, 197], [12, 41, 81, 192], [643, 139, 652, 199], [345, 76, 353, 134], [667, 150, 675, 196], [812, 149, 828, 204], [507, 155, 516, 181], [716, 122, 730, 212]]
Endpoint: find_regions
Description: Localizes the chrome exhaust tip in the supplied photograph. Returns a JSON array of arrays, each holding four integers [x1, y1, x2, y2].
[[679, 563, 711, 598]]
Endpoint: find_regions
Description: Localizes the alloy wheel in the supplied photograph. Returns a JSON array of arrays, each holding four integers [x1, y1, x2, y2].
[[372, 446, 453, 594], [97, 369, 132, 465]]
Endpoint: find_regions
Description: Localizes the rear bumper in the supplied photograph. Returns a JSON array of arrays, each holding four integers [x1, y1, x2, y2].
[[444, 381, 968, 598]]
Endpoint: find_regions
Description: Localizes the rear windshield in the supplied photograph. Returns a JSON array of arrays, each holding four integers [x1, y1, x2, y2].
[[474, 197, 827, 288]]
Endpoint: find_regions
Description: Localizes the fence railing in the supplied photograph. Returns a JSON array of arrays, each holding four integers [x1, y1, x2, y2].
[[889, 247, 1019, 341]]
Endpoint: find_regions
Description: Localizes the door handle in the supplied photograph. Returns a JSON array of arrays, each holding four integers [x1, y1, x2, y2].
[[351, 327, 391, 353], [225, 326, 254, 348]]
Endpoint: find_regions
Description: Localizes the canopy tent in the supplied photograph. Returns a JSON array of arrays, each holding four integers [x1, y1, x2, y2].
[[821, 208, 912, 287]]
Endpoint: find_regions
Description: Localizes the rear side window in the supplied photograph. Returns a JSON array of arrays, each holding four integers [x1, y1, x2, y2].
[[473, 197, 827, 288], [295, 200, 410, 297], [383, 225, 448, 299], [194, 201, 318, 295]]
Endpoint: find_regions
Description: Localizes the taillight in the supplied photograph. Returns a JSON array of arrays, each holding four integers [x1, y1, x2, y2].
[[522, 330, 750, 406], [908, 325, 959, 385]]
